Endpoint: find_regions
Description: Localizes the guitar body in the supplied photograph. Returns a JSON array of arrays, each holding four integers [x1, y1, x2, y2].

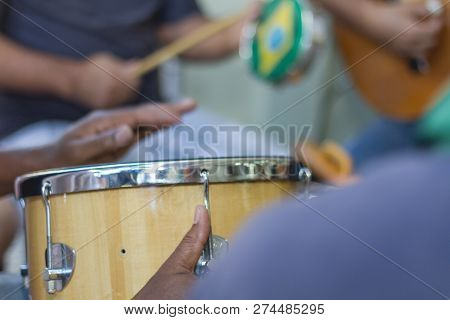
[[335, 1, 450, 120]]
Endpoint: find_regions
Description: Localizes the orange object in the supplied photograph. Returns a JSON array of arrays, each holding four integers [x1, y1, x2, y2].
[[296, 141, 357, 185]]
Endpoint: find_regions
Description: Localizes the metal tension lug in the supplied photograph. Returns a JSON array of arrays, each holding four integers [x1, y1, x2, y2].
[[43, 243, 76, 295], [41, 181, 76, 295], [195, 170, 230, 277], [195, 235, 229, 276]]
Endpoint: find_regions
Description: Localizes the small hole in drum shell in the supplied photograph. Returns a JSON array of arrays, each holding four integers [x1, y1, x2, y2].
[[121, 249, 126, 255]]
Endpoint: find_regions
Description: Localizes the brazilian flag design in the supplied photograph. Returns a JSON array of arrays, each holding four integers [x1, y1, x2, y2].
[[250, 0, 303, 82]]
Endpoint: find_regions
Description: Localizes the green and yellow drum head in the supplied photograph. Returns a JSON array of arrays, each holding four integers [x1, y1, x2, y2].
[[251, 0, 303, 82], [241, 0, 324, 83]]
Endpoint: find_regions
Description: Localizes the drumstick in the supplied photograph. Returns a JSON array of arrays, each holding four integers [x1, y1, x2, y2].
[[135, 12, 246, 77]]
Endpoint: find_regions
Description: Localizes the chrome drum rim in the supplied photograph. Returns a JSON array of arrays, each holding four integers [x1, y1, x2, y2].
[[15, 157, 310, 198]]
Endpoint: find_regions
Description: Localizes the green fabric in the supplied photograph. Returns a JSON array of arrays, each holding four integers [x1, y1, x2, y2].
[[251, 0, 303, 82], [417, 87, 450, 150]]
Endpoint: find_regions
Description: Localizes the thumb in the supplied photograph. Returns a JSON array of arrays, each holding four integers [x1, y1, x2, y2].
[[164, 99, 197, 117], [425, 0, 445, 16], [133, 99, 197, 128], [248, 0, 263, 22], [408, 3, 432, 19], [164, 206, 211, 273], [72, 125, 134, 161], [123, 59, 142, 79], [420, 15, 444, 34]]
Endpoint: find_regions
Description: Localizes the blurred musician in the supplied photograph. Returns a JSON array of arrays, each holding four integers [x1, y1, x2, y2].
[[0, 0, 249, 137], [321, 0, 443, 59], [0, 100, 196, 297], [297, 0, 447, 183], [322, 0, 446, 169], [0, 0, 252, 271], [136, 1, 450, 300], [135, 152, 450, 300], [0, 100, 196, 273]]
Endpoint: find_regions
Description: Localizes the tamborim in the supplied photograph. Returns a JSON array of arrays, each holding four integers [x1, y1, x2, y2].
[[240, 0, 325, 83], [15, 157, 311, 300]]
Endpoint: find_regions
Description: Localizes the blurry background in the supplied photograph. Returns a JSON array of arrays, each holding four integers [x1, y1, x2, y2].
[[5, 0, 379, 274], [161, 0, 377, 143]]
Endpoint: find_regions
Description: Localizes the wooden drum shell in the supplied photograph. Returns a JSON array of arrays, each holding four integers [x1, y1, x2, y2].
[[24, 181, 302, 300]]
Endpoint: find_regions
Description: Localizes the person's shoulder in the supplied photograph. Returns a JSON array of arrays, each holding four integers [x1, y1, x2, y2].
[[191, 153, 450, 300], [361, 152, 450, 182], [236, 152, 450, 243]]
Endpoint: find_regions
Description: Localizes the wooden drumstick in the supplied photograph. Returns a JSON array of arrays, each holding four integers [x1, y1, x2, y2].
[[135, 12, 246, 78]]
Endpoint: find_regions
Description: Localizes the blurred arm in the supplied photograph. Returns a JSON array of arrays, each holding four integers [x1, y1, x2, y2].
[[156, 14, 245, 61], [318, 0, 443, 57], [318, 0, 375, 34], [0, 36, 78, 98], [0, 100, 196, 196], [0, 147, 54, 195]]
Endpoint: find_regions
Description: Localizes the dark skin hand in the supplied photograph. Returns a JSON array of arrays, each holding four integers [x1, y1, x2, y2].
[[0, 38, 142, 110], [134, 205, 211, 300], [0, 100, 196, 268], [0, 197, 18, 270], [51, 99, 197, 165], [0, 100, 197, 196]]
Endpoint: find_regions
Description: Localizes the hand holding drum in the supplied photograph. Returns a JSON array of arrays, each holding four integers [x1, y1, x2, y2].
[[16, 158, 310, 299], [135, 205, 211, 300]]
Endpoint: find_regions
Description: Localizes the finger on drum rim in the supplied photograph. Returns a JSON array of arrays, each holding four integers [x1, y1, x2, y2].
[[165, 206, 211, 273]]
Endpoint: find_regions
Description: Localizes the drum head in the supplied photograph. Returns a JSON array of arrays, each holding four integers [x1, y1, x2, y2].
[[250, 0, 303, 82]]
